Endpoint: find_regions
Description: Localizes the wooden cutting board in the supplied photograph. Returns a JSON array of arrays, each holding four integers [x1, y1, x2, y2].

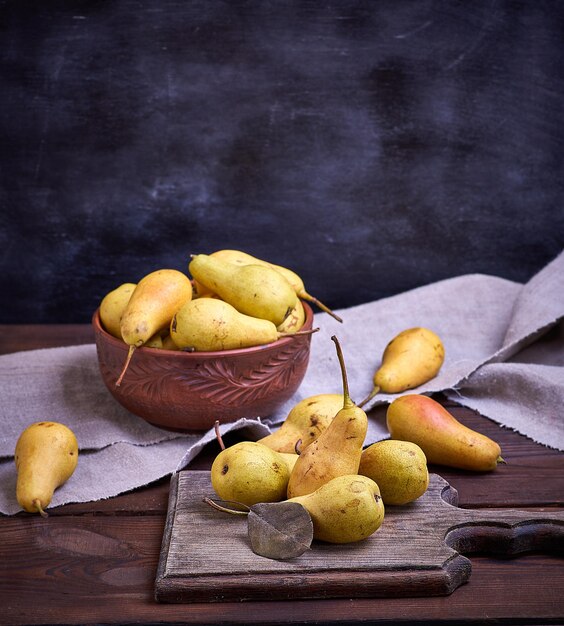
[[155, 470, 564, 603]]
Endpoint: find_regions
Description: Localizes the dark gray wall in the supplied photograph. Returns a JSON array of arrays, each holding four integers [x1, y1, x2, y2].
[[1, 0, 563, 323]]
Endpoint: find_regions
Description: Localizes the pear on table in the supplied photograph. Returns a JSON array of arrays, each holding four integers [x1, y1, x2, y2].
[[15, 421, 79, 517], [286, 336, 368, 498], [210, 441, 292, 507], [287, 474, 384, 543], [387, 394, 503, 471], [258, 393, 344, 454], [359, 327, 445, 407], [359, 440, 429, 505]]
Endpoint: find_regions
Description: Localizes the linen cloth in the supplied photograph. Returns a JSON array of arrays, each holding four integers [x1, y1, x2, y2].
[[0, 250, 562, 515]]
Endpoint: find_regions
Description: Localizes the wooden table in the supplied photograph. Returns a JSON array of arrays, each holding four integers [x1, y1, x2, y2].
[[1, 325, 563, 625]]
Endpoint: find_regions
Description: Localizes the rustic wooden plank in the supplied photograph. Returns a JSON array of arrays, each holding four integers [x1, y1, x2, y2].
[[0, 324, 95, 355], [2, 514, 564, 625], [154, 471, 564, 603]]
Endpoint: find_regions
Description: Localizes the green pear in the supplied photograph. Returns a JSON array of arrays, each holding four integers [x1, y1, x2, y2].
[[258, 393, 344, 454], [286, 337, 368, 498], [188, 254, 298, 326], [288, 474, 384, 543], [359, 440, 429, 505], [210, 441, 291, 506], [202, 249, 343, 323], [387, 394, 503, 471], [116, 269, 193, 385], [15, 421, 79, 517], [99, 282, 137, 338], [359, 327, 445, 406]]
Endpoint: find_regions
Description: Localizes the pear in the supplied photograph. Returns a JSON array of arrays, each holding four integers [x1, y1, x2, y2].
[[210, 441, 291, 506], [189, 254, 297, 326], [359, 440, 429, 505], [276, 299, 306, 334], [99, 282, 137, 338], [258, 393, 344, 454], [116, 269, 193, 386], [288, 475, 384, 543], [387, 394, 503, 471], [203, 249, 343, 323], [359, 327, 445, 406], [15, 421, 79, 517], [286, 336, 368, 498], [170, 298, 315, 351]]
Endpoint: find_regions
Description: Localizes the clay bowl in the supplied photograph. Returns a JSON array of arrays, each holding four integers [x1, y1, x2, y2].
[[92, 302, 314, 432]]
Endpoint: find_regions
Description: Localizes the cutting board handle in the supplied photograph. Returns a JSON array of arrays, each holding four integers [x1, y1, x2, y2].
[[445, 506, 564, 556]]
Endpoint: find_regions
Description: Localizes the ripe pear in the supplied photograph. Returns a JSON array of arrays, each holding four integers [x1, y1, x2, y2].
[[116, 269, 193, 386], [170, 298, 315, 351], [359, 440, 429, 505], [210, 441, 291, 506], [359, 327, 445, 406], [15, 421, 79, 517], [204, 249, 343, 323], [288, 475, 384, 543], [276, 299, 306, 334], [99, 282, 137, 338], [258, 393, 344, 454], [387, 394, 503, 471], [286, 337, 368, 498], [189, 254, 297, 326]]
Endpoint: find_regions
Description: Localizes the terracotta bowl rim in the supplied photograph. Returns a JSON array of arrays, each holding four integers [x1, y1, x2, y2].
[[92, 299, 314, 359]]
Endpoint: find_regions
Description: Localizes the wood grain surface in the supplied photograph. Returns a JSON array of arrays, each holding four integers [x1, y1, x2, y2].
[[1, 325, 563, 625], [155, 471, 564, 603]]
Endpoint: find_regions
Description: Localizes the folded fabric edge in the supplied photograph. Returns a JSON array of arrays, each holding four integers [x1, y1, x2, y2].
[[444, 389, 563, 452]]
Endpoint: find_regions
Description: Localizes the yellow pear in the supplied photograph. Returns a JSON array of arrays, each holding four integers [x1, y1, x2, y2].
[[99, 282, 137, 338], [278, 452, 299, 473], [258, 393, 344, 454], [286, 336, 368, 498], [210, 441, 291, 506], [15, 421, 79, 517], [189, 254, 297, 326], [359, 440, 429, 505], [160, 333, 180, 351], [288, 475, 384, 543], [359, 327, 445, 406], [276, 299, 306, 334], [116, 269, 193, 385], [170, 298, 315, 351], [387, 394, 503, 471], [203, 249, 343, 322]]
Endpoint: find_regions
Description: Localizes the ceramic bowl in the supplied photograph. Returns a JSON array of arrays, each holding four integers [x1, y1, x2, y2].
[[92, 302, 314, 431]]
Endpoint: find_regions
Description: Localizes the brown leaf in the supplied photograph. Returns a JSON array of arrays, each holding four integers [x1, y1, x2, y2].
[[247, 501, 313, 560]]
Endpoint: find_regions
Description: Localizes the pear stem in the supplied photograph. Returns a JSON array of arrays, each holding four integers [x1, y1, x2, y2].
[[300, 291, 343, 323], [33, 499, 48, 518], [331, 335, 354, 409], [202, 497, 249, 516], [278, 327, 320, 339], [115, 344, 136, 387], [357, 385, 381, 408], [214, 420, 226, 450]]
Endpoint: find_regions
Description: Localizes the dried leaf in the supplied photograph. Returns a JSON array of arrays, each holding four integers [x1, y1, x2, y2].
[[247, 501, 313, 560]]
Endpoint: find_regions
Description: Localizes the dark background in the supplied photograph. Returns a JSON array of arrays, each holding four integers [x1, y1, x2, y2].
[[1, 0, 563, 324]]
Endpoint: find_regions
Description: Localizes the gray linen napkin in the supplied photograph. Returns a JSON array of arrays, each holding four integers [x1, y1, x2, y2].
[[1, 250, 562, 515]]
